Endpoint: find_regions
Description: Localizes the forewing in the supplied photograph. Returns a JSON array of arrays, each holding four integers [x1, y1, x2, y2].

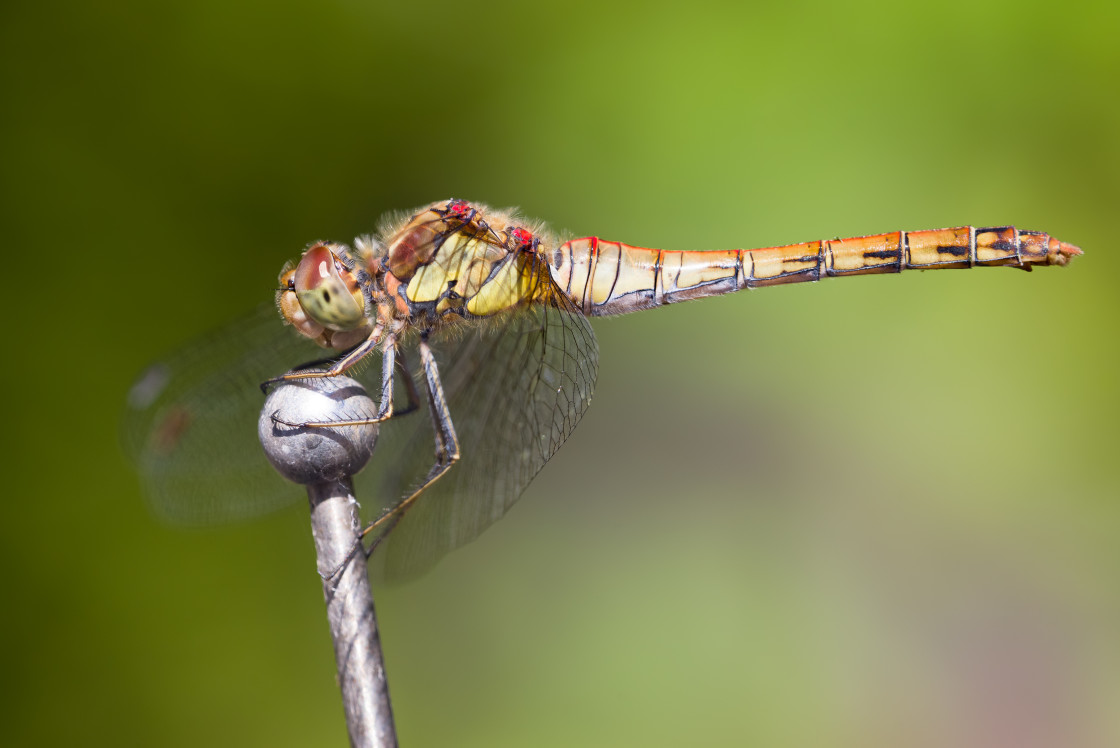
[[121, 304, 368, 524], [123, 246, 600, 581], [364, 271, 599, 582]]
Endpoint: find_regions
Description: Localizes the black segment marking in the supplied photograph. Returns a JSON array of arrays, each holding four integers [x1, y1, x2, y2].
[[747, 266, 818, 286], [782, 254, 821, 282], [781, 268, 817, 282], [937, 245, 970, 257], [829, 266, 887, 275], [983, 241, 1017, 251], [863, 249, 902, 260]]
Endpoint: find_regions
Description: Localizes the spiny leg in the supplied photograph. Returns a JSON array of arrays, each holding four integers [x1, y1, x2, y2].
[[362, 333, 461, 554], [374, 338, 396, 421], [392, 347, 421, 418], [272, 335, 401, 430], [261, 323, 385, 392], [272, 337, 419, 420], [311, 336, 404, 584], [263, 339, 371, 391]]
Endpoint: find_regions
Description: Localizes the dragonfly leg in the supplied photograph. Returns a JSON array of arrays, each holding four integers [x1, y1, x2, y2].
[[318, 534, 367, 588], [276, 345, 366, 381], [392, 347, 421, 417], [313, 338, 419, 586], [260, 323, 385, 392], [271, 335, 402, 429], [362, 334, 461, 553], [374, 337, 396, 421]]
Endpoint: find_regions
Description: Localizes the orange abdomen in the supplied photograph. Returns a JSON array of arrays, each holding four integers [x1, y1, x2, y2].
[[549, 226, 1081, 316]]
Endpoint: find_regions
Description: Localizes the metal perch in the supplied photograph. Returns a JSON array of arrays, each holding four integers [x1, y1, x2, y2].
[[258, 374, 397, 748]]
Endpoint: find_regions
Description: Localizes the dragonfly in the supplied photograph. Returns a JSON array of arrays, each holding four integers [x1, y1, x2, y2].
[[123, 199, 1081, 581]]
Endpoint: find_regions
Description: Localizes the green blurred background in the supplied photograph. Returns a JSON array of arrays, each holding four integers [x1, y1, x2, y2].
[[3, 0, 1118, 745]]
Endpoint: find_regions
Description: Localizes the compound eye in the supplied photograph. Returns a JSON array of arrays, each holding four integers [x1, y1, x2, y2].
[[292, 244, 365, 330]]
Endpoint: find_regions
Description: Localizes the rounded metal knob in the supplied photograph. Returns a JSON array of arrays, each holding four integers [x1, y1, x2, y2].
[[258, 374, 378, 485]]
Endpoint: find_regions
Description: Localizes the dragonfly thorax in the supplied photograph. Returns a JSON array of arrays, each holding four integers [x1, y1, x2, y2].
[[277, 199, 564, 353], [385, 199, 555, 323]]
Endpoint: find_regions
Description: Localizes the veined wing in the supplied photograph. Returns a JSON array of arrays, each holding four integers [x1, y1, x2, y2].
[[123, 254, 599, 581], [121, 304, 367, 524], [364, 263, 599, 582]]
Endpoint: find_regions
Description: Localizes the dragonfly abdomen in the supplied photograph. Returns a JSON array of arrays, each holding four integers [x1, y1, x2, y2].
[[553, 226, 1081, 316]]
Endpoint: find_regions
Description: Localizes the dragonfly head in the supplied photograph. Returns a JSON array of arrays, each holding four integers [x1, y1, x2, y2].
[[277, 242, 370, 347]]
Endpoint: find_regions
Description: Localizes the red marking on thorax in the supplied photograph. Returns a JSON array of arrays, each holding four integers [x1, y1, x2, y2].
[[509, 226, 533, 250], [446, 199, 471, 218]]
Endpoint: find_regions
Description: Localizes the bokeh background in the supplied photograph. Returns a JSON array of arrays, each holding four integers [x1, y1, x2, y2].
[[3, 0, 1118, 745]]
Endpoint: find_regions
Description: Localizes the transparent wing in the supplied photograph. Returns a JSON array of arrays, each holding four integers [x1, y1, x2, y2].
[[121, 304, 374, 524], [364, 277, 599, 582], [123, 260, 599, 582]]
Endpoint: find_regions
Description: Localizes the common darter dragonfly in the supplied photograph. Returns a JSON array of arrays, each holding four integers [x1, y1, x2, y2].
[[124, 199, 1081, 580]]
